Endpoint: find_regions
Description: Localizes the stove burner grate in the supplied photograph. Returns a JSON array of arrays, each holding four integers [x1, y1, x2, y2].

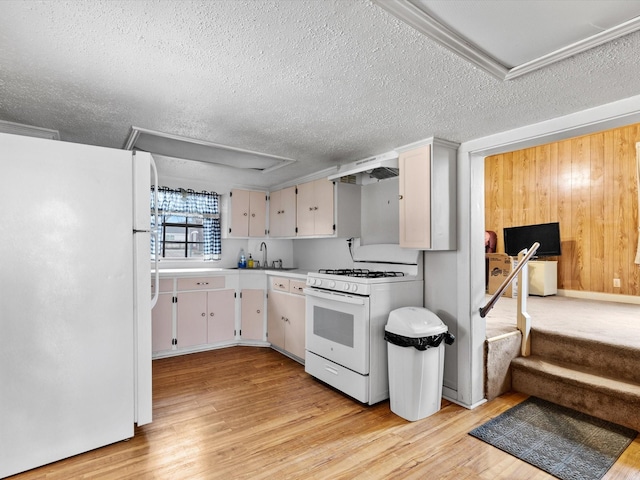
[[318, 268, 405, 278]]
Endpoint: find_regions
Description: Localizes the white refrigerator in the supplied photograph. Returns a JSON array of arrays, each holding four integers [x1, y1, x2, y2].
[[0, 132, 153, 478]]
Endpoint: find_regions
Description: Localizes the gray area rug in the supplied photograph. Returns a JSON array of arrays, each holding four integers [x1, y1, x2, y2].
[[469, 397, 637, 480]]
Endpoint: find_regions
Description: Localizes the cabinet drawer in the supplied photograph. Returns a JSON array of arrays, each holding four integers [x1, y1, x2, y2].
[[177, 276, 225, 291], [305, 352, 368, 403], [289, 280, 306, 295], [270, 277, 289, 292], [152, 278, 174, 294]]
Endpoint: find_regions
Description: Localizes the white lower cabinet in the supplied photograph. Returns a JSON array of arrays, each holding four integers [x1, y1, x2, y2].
[[151, 272, 299, 358], [177, 291, 209, 348], [207, 289, 236, 343], [240, 289, 265, 341], [267, 277, 306, 362], [151, 275, 237, 357], [152, 293, 174, 353]]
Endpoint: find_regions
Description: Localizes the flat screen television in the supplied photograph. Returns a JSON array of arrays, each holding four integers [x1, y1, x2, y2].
[[503, 222, 561, 257]]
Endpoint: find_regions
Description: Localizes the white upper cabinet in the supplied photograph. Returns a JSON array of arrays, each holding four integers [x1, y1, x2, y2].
[[296, 178, 360, 238], [398, 138, 458, 250], [229, 189, 267, 237], [296, 178, 334, 236], [268, 186, 297, 237]]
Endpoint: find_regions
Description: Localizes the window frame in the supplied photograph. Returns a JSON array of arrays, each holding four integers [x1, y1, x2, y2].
[[160, 214, 205, 259]]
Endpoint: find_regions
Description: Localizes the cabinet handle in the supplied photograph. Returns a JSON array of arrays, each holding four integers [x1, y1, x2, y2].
[[324, 365, 339, 376], [201, 313, 206, 317], [210, 313, 214, 316], [257, 309, 261, 314], [196, 282, 209, 285], [309, 207, 313, 211], [243, 212, 248, 216], [251, 213, 255, 217], [398, 195, 403, 200], [313, 206, 318, 211]]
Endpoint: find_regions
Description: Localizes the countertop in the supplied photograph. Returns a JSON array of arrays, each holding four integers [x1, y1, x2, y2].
[[152, 267, 309, 280]]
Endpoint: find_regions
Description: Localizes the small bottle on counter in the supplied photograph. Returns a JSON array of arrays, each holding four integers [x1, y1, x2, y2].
[[238, 248, 247, 268], [248, 254, 254, 269]]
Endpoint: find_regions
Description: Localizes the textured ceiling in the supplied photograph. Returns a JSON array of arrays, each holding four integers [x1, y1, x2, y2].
[[1, 0, 640, 188]]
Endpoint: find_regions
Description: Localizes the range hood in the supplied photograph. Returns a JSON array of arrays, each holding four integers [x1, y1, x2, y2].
[[328, 151, 399, 181]]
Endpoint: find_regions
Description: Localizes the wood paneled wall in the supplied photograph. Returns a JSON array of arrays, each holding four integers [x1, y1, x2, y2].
[[485, 123, 639, 296]]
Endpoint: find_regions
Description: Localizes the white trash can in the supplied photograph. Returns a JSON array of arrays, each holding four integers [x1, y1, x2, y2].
[[384, 307, 455, 421]]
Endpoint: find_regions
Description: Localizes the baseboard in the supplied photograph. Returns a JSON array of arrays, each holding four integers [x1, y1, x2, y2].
[[152, 340, 267, 359], [557, 289, 640, 305], [442, 385, 487, 410]]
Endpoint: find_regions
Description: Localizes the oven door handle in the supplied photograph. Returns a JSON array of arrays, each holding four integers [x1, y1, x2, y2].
[[303, 287, 366, 305]]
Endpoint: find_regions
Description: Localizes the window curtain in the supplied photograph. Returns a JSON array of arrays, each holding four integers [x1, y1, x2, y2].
[[635, 143, 640, 265], [150, 187, 221, 260]]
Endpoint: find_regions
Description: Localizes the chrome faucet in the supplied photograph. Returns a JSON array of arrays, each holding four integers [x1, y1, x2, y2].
[[259, 242, 267, 269]]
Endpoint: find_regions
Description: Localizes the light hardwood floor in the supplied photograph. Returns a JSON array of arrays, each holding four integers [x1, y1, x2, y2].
[[11, 347, 640, 479]]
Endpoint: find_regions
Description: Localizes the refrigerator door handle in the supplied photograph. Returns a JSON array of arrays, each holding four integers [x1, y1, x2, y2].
[[150, 156, 159, 309]]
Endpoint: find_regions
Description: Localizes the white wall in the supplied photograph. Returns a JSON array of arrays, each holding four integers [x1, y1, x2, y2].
[[292, 237, 355, 271], [360, 178, 399, 245]]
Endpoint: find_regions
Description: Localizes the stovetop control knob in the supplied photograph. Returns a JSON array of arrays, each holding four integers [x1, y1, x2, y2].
[[309, 278, 318, 286], [342, 283, 350, 291], [351, 284, 358, 292], [328, 281, 336, 288]]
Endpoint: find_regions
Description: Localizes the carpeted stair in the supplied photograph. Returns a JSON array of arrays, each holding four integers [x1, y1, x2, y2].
[[511, 329, 640, 431], [485, 331, 521, 401]]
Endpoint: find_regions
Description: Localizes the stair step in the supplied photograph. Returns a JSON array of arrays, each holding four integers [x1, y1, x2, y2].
[[531, 329, 640, 384], [511, 356, 640, 431]]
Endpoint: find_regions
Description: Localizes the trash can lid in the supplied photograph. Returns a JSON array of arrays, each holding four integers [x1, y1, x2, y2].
[[385, 306, 447, 338]]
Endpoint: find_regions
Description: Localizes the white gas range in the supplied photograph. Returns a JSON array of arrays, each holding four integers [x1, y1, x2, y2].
[[304, 244, 424, 405]]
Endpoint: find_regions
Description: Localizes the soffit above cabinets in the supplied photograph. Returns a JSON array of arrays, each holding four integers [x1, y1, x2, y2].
[[124, 127, 296, 174], [374, 0, 640, 80]]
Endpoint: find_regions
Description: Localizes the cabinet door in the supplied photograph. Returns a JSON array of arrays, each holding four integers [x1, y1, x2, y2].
[[280, 186, 297, 237], [267, 291, 286, 350], [230, 189, 250, 237], [296, 180, 315, 236], [269, 186, 296, 237], [297, 179, 334, 236], [399, 145, 431, 248], [285, 294, 306, 359], [207, 289, 236, 343], [240, 289, 264, 341], [313, 179, 334, 235], [268, 189, 283, 237], [177, 291, 208, 348], [248, 190, 267, 237], [152, 293, 174, 353]]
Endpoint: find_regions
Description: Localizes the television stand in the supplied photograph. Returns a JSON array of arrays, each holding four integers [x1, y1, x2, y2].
[[528, 260, 557, 296]]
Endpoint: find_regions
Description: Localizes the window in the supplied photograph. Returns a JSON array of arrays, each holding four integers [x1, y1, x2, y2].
[[160, 215, 204, 258], [151, 187, 221, 260]]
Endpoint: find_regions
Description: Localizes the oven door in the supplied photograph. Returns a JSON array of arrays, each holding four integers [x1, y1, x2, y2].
[[304, 287, 370, 374]]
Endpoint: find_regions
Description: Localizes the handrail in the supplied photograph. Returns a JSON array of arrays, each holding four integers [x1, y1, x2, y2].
[[479, 242, 540, 318]]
